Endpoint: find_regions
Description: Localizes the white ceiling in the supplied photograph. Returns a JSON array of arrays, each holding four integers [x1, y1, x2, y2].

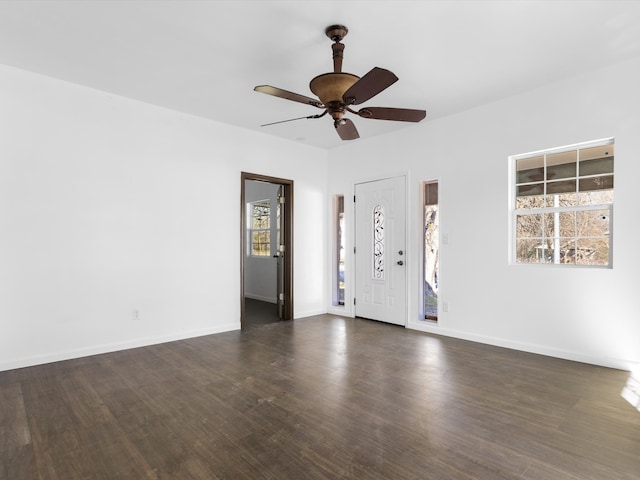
[[1, 1, 640, 149]]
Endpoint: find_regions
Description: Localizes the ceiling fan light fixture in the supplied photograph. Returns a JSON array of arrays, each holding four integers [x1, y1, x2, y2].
[[309, 72, 360, 105]]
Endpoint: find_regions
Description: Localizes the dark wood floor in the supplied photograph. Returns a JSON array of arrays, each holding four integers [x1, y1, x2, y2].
[[2, 315, 639, 480], [244, 298, 281, 329]]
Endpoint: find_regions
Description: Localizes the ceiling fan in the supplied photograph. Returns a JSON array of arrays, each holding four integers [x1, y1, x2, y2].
[[254, 25, 426, 141]]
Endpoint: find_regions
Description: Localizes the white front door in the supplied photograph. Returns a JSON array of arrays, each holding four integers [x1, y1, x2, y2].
[[355, 176, 406, 325]]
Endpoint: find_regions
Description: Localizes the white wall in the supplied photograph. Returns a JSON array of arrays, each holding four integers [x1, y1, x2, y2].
[[0, 64, 328, 371], [4, 54, 638, 372], [327, 56, 640, 369], [244, 180, 279, 302]]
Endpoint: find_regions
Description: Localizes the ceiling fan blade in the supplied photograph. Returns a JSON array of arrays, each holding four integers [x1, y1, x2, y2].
[[342, 67, 398, 105], [357, 107, 426, 122], [254, 85, 324, 108], [335, 119, 359, 140], [261, 110, 328, 127]]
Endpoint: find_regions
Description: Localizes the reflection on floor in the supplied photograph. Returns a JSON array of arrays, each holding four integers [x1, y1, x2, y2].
[[244, 298, 281, 329]]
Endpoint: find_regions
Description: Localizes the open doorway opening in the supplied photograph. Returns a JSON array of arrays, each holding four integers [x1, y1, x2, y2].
[[241, 172, 293, 329]]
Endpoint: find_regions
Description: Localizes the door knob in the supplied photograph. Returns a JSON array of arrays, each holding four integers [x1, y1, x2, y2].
[[397, 260, 404, 266]]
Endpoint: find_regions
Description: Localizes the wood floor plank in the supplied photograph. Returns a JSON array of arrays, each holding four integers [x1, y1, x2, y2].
[[0, 444, 38, 480], [0, 383, 31, 453], [2, 315, 640, 479], [520, 461, 584, 480]]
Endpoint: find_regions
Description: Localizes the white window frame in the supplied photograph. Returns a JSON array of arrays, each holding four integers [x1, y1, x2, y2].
[[509, 138, 614, 268], [247, 199, 271, 257]]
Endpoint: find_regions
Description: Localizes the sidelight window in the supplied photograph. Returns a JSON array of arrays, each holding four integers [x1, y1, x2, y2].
[[335, 195, 345, 305], [422, 181, 439, 320]]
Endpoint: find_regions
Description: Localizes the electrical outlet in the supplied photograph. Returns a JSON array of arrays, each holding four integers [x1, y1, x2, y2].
[[133, 309, 140, 321], [442, 302, 449, 313]]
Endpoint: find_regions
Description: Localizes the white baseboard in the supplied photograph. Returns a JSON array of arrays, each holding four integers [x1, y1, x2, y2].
[[6, 318, 630, 373], [294, 308, 328, 319], [327, 305, 355, 317], [0, 322, 239, 372], [245, 293, 277, 303], [407, 320, 633, 371]]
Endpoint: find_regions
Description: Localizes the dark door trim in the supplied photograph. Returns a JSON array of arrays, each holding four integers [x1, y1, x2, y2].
[[241, 172, 294, 328]]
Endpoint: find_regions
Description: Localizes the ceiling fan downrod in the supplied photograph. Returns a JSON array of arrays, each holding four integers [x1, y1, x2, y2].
[[326, 25, 348, 73]]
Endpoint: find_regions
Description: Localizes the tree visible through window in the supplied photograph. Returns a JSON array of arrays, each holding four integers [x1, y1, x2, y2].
[[512, 139, 613, 266], [249, 200, 270, 256]]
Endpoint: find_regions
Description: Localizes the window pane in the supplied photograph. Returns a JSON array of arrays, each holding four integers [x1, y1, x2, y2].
[[580, 144, 614, 175], [251, 230, 270, 256], [424, 182, 438, 206], [545, 191, 577, 208], [516, 192, 544, 209], [560, 240, 576, 264], [516, 214, 542, 238], [516, 238, 545, 263], [546, 179, 576, 195], [252, 203, 270, 229], [579, 175, 613, 193], [544, 212, 575, 238], [424, 204, 439, 320], [516, 156, 544, 184], [336, 195, 345, 305], [253, 217, 265, 229], [577, 189, 613, 206], [580, 157, 614, 176], [516, 182, 544, 210], [547, 150, 577, 180], [373, 205, 384, 280], [423, 181, 439, 321], [338, 212, 345, 304], [517, 183, 544, 197], [576, 209, 610, 237], [576, 238, 609, 265]]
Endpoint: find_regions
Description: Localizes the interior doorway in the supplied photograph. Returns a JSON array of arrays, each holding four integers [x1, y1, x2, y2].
[[241, 172, 293, 329]]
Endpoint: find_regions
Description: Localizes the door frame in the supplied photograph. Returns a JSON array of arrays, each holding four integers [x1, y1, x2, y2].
[[241, 172, 294, 328]]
